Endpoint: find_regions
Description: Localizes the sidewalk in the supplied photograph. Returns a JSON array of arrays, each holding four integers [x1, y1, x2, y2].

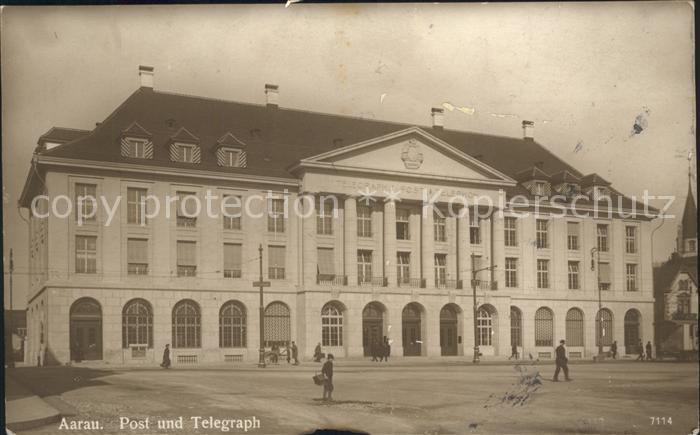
[[4, 371, 62, 431]]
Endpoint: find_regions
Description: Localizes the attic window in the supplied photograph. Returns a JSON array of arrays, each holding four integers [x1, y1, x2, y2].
[[121, 137, 153, 159], [592, 186, 609, 201], [533, 181, 548, 197], [217, 147, 247, 168], [170, 142, 201, 164]]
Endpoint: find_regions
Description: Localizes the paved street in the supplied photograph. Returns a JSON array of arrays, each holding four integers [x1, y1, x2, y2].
[[8, 360, 698, 435]]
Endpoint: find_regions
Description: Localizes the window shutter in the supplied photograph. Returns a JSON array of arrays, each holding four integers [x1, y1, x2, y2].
[[317, 248, 334, 275], [599, 263, 611, 283], [177, 192, 198, 217], [268, 246, 285, 268], [177, 241, 196, 266], [127, 239, 148, 263], [567, 222, 578, 236], [224, 244, 242, 270], [169, 143, 181, 162]]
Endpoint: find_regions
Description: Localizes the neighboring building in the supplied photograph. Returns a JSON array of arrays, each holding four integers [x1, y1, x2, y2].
[[654, 182, 698, 357], [19, 66, 657, 365], [4, 309, 27, 363]]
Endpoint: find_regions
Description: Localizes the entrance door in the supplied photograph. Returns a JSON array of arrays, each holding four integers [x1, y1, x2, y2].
[[402, 303, 422, 356], [362, 303, 384, 356], [72, 320, 102, 361], [440, 305, 458, 356], [70, 298, 103, 361]]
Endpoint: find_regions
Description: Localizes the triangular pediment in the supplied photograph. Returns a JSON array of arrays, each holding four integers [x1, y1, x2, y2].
[[122, 122, 152, 138], [170, 127, 199, 144], [297, 127, 514, 184], [217, 131, 246, 148]]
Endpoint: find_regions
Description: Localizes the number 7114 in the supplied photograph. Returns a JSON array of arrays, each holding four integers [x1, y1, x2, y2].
[[650, 417, 672, 425]]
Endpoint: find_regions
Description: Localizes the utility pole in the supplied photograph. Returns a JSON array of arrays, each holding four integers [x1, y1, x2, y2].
[[591, 247, 603, 358], [253, 244, 270, 368], [470, 252, 497, 364]]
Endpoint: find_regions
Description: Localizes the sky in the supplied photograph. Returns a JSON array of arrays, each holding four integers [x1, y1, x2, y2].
[[1, 3, 696, 309]]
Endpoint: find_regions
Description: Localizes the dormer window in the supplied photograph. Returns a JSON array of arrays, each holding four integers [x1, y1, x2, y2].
[[168, 127, 201, 164], [120, 122, 153, 159], [533, 181, 547, 196], [592, 186, 609, 201], [122, 138, 149, 158], [217, 147, 247, 168]]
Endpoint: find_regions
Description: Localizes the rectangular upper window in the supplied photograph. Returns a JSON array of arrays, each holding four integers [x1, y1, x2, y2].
[[567, 222, 579, 251], [434, 212, 446, 242], [537, 259, 549, 289], [625, 226, 637, 254], [598, 262, 611, 290], [268, 245, 286, 279], [317, 248, 335, 278], [504, 217, 518, 247], [177, 241, 197, 277], [505, 257, 518, 288], [176, 192, 198, 228], [469, 211, 481, 244], [396, 209, 410, 240], [568, 261, 580, 290], [536, 219, 549, 249], [127, 188, 148, 225], [75, 235, 97, 274], [122, 138, 152, 159], [268, 199, 285, 233], [317, 201, 334, 235], [127, 238, 148, 275], [357, 205, 372, 237], [74, 183, 97, 223], [217, 148, 246, 168], [625, 263, 638, 291], [597, 224, 609, 252], [222, 195, 242, 230], [223, 243, 242, 278]]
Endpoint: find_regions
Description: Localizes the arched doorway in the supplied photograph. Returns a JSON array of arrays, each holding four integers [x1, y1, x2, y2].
[[264, 301, 290, 347], [362, 302, 385, 356], [477, 304, 498, 355], [510, 306, 522, 349], [624, 309, 641, 354], [440, 304, 459, 356], [596, 308, 614, 348], [70, 297, 103, 361], [402, 303, 424, 356]]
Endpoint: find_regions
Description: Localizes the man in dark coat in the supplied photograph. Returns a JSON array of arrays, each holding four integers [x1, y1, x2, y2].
[[509, 343, 519, 360], [291, 341, 299, 365], [382, 336, 391, 362], [645, 341, 653, 361], [286, 343, 291, 364], [371, 339, 379, 362], [553, 340, 571, 381], [314, 342, 323, 362], [610, 341, 618, 359], [321, 353, 334, 401], [160, 344, 171, 369]]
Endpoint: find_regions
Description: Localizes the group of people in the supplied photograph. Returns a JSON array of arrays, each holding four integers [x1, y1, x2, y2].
[[609, 340, 653, 361], [270, 342, 300, 365], [369, 336, 391, 362]]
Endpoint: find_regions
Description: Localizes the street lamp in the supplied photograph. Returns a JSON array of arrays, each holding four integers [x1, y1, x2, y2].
[[470, 252, 497, 364], [590, 247, 604, 357]]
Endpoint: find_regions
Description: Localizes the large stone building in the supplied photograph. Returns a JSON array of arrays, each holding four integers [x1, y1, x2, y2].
[[20, 66, 657, 365]]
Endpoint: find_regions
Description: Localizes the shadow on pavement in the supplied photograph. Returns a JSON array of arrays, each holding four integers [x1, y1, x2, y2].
[[8, 366, 115, 398]]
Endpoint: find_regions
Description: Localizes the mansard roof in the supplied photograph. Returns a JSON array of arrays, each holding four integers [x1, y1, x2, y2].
[[38, 87, 582, 180], [514, 166, 552, 182], [550, 169, 581, 184], [581, 173, 611, 187], [38, 127, 90, 145], [654, 254, 698, 293]]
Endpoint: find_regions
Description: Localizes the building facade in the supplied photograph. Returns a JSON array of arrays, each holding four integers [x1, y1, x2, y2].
[[654, 182, 698, 357], [21, 66, 656, 365]]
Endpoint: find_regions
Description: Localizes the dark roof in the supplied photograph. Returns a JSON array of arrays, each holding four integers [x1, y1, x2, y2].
[[654, 254, 698, 293], [681, 183, 697, 239], [514, 166, 554, 182], [3, 310, 26, 328], [581, 173, 611, 187], [40, 87, 582, 181], [551, 169, 581, 184], [38, 127, 90, 145]]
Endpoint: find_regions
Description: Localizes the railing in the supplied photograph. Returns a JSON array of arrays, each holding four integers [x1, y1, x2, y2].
[[671, 312, 698, 321], [599, 283, 611, 291], [317, 274, 348, 286], [397, 277, 425, 288], [177, 355, 198, 364], [358, 276, 388, 287], [470, 279, 498, 290], [435, 279, 462, 289]]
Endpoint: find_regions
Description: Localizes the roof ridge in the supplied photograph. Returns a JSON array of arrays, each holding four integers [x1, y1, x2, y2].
[[149, 88, 527, 143]]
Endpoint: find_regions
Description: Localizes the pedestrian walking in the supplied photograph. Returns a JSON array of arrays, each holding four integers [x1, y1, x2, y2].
[[160, 344, 171, 369], [382, 336, 391, 362], [291, 341, 299, 365], [314, 342, 323, 363], [286, 343, 291, 364], [636, 339, 644, 361], [553, 340, 571, 382], [611, 341, 618, 359], [321, 353, 334, 401], [509, 343, 519, 360], [645, 341, 653, 361], [371, 339, 379, 362]]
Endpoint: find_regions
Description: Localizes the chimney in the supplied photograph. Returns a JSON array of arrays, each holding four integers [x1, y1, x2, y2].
[[522, 120, 534, 140], [138, 65, 154, 89], [431, 107, 444, 129], [265, 84, 279, 107]]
